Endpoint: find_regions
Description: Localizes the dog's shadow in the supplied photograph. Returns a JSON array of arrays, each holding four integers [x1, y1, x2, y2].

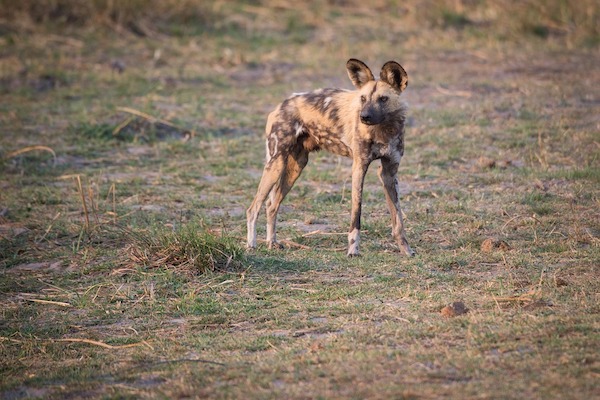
[[244, 252, 321, 274]]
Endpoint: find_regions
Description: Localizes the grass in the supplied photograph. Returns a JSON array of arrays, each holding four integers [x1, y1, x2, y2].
[[127, 221, 246, 273], [1, 1, 599, 399]]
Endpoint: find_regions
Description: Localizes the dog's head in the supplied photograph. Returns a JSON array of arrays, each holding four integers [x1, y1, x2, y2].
[[346, 59, 408, 126]]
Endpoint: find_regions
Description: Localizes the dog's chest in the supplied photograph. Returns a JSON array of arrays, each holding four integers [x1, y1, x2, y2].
[[368, 133, 404, 162]]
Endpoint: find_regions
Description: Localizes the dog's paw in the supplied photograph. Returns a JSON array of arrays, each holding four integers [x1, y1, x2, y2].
[[402, 246, 416, 257], [268, 241, 285, 250], [400, 239, 415, 257]]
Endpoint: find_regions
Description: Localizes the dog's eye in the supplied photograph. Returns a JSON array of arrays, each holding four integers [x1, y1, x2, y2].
[[360, 95, 366, 103], [379, 96, 388, 103]]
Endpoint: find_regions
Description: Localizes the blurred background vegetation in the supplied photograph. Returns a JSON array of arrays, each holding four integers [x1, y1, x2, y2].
[[0, 0, 598, 47]]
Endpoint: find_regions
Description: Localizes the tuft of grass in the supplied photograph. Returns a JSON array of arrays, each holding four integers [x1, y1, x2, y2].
[[78, 122, 122, 142], [127, 222, 246, 274]]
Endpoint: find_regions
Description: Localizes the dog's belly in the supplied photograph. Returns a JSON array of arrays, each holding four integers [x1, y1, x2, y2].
[[323, 138, 352, 158], [300, 124, 352, 158]]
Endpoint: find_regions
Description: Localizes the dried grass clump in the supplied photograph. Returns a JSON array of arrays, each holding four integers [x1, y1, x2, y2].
[[128, 223, 245, 274]]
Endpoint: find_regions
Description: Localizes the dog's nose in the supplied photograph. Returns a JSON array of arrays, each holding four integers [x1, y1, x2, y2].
[[360, 113, 372, 124]]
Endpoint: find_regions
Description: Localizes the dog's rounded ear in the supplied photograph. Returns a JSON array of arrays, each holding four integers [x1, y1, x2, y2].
[[380, 61, 408, 92], [346, 59, 375, 89]]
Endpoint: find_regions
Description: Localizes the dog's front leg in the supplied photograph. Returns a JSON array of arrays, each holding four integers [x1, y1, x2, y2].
[[379, 158, 415, 256], [348, 157, 370, 257]]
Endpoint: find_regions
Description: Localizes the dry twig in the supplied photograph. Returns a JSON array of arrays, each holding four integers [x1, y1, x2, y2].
[[435, 85, 472, 98], [76, 175, 90, 230], [54, 338, 152, 350], [115, 106, 191, 134], [5, 145, 57, 165], [24, 298, 72, 307]]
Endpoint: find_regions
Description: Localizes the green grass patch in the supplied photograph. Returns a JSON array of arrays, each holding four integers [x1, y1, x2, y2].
[[551, 166, 600, 182], [127, 221, 246, 274]]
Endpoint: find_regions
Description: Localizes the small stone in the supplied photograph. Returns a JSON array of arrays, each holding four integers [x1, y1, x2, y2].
[[523, 299, 552, 310], [477, 156, 496, 169], [554, 276, 569, 287], [496, 160, 512, 169], [0, 224, 29, 239], [481, 238, 510, 253], [304, 216, 318, 224], [480, 238, 495, 253], [534, 179, 548, 191], [496, 240, 510, 251], [110, 59, 126, 74], [441, 301, 469, 317]]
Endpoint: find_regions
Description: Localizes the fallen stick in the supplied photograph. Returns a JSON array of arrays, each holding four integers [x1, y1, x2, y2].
[[435, 85, 472, 98], [5, 145, 57, 165], [55, 338, 151, 350], [280, 239, 310, 249], [237, 237, 311, 249], [302, 229, 369, 237], [1, 336, 153, 350], [302, 230, 347, 237], [25, 298, 72, 307], [492, 291, 539, 302]]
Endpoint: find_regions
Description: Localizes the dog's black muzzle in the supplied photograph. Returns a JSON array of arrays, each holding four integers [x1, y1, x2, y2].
[[360, 106, 383, 125], [360, 113, 379, 125]]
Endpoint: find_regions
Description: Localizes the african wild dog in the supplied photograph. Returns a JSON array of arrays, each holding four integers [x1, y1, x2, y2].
[[247, 59, 415, 257]]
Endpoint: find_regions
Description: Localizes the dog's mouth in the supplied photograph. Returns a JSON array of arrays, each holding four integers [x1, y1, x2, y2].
[[360, 120, 379, 126], [360, 117, 378, 126]]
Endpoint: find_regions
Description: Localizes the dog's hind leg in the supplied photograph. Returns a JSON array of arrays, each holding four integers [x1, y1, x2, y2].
[[265, 146, 309, 249], [378, 158, 415, 256], [246, 156, 285, 249]]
